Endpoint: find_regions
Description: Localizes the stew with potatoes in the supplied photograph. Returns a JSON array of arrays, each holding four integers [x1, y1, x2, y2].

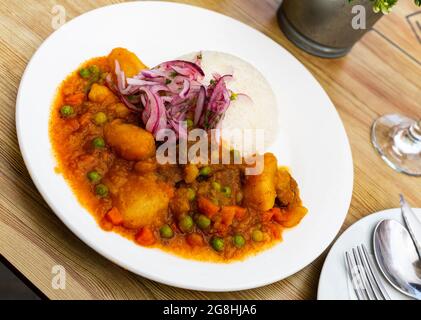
[[49, 48, 307, 262]]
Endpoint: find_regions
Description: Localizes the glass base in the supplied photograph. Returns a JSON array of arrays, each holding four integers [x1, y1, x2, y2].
[[371, 114, 421, 176]]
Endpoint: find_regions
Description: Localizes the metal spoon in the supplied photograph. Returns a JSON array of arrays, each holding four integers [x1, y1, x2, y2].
[[373, 219, 421, 300]]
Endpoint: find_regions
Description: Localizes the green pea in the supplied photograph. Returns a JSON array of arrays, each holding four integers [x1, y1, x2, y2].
[[221, 186, 232, 197], [60, 105, 74, 117], [195, 214, 211, 230], [211, 181, 221, 192], [95, 184, 108, 197], [88, 65, 100, 75], [211, 237, 224, 252], [160, 224, 174, 239], [93, 112, 107, 125], [186, 119, 194, 128], [252, 230, 264, 242], [199, 166, 211, 177], [179, 215, 193, 233], [233, 234, 246, 248], [92, 137, 105, 148], [79, 68, 91, 79], [87, 170, 101, 183], [186, 188, 196, 201]]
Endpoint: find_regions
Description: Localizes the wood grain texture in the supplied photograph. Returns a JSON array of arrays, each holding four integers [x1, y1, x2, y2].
[[0, 0, 420, 300]]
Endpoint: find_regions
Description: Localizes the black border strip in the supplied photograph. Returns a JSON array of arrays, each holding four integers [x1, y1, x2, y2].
[[0, 254, 49, 300]]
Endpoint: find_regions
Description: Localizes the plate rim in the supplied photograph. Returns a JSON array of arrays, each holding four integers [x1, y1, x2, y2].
[[317, 208, 421, 300], [15, 1, 354, 292]]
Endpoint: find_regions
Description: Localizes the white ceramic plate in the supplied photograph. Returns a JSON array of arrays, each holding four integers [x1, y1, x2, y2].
[[318, 208, 421, 300], [16, 2, 353, 291]]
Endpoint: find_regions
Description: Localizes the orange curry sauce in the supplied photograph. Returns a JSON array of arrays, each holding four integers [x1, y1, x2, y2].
[[49, 50, 307, 262]]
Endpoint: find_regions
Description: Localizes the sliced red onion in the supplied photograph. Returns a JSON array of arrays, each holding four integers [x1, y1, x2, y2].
[[194, 86, 206, 125], [154, 60, 204, 79], [171, 66, 193, 77], [179, 78, 190, 98], [105, 73, 117, 92], [141, 69, 167, 78], [212, 73, 222, 81], [150, 85, 170, 93], [140, 88, 165, 135], [169, 119, 188, 140], [115, 60, 127, 93], [207, 75, 232, 113], [126, 78, 162, 86], [161, 95, 173, 103], [110, 58, 239, 138], [121, 95, 141, 112]]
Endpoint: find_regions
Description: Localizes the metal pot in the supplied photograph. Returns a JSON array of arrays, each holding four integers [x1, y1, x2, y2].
[[278, 0, 383, 58]]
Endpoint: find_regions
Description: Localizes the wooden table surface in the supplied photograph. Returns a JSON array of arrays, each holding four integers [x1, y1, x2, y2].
[[0, 0, 420, 300]]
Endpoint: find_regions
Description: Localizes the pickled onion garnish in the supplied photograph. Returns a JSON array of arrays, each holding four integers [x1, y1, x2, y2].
[[107, 56, 239, 138]]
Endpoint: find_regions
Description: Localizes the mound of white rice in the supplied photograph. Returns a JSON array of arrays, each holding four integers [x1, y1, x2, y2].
[[181, 51, 279, 155]]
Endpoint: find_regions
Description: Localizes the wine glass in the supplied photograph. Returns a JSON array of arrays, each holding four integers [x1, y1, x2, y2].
[[371, 114, 421, 176]]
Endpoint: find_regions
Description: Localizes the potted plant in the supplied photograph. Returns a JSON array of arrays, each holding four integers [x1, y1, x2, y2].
[[277, 0, 421, 58]]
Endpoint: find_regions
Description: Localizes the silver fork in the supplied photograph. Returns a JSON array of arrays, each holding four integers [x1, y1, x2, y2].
[[345, 244, 391, 300]]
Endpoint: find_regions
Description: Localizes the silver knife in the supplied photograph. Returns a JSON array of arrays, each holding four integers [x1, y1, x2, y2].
[[400, 194, 421, 259]]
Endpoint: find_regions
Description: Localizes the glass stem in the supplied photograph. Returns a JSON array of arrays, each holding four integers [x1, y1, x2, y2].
[[393, 120, 421, 156], [408, 120, 421, 142]]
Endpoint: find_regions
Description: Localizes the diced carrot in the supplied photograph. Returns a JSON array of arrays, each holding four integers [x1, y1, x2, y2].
[[99, 217, 114, 231], [272, 208, 288, 224], [262, 207, 280, 222], [186, 233, 204, 247], [78, 112, 91, 126], [76, 155, 97, 173], [220, 206, 237, 227], [234, 206, 247, 221], [135, 227, 156, 246], [166, 186, 175, 199], [63, 118, 80, 133], [268, 223, 283, 240], [64, 92, 85, 106], [105, 207, 123, 226], [213, 221, 229, 236], [197, 196, 220, 218]]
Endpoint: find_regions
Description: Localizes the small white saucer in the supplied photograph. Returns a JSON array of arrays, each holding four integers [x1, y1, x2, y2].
[[317, 208, 421, 300]]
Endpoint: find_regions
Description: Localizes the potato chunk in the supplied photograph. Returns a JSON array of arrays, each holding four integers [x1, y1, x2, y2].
[[104, 120, 156, 161], [184, 164, 199, 183], [275, 169, 298, 207], [113, 176, 172, 229], [243, 153, 277, 211], [107, 47, 147, 78], [88, 84, 117, 103]]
